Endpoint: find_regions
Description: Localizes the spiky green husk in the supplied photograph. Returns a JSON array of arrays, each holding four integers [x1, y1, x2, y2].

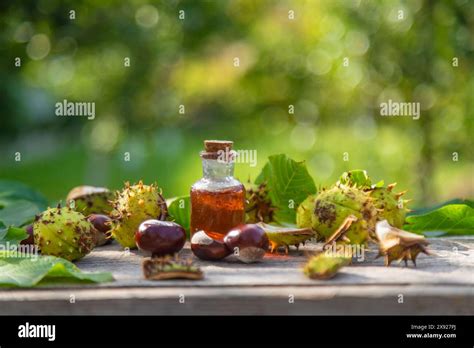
[[336, 170, 409, 228], [303, 251, 351, 279], [110, 181, 167, 249], [33, 207, 96, 261], [245, 183, 276, 223], [376, 220, 429, 266], [311, 185, 377, 245], [369, 186, 406, 228], [296, 194, 316, 229], [257, 222, 315, 253], [66, 186, 114, 216]]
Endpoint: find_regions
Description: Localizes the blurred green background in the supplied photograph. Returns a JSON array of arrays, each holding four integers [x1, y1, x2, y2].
[[0, 0, 473, 206]]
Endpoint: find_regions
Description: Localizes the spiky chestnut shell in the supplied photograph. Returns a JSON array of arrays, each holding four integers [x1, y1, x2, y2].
[[142, 255, 203, 280], [258, 222, 314, 254], [303, 252, 351, 279], [66, 186, 114, 216], [245, 183, 276, 223], [296, 194, 316, 229], [336, 171, 409, 228], [376, 220, 429, 266], [110, 181, 167, 249], [311, 185, 377, 245], [369, 186, 407, 228], [33, 207, 96, 261]]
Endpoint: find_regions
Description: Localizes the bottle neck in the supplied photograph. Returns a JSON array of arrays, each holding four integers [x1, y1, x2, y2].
[[202, 158, 235, 180]]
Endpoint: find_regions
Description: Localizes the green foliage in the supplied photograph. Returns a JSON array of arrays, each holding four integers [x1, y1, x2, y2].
[[338, 170, 384, 188], [409, 199, 474, 216], [0, 1, 472, 205], [0, 181, 48, 208], [405, 204, 474, 236], [167, 196, 191, 238], [0, 180, 48, 227], [0, 252, 114, 287], [0, 225, 28, 247], [256, 154, 316, 223], [0, 200, 42, 227]]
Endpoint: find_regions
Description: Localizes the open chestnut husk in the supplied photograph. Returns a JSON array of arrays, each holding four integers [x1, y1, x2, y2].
[[191, 231, 231, 260], [135, 220, 186, 257], [224, 224, 269, 263], [87, 214, 113, 246]]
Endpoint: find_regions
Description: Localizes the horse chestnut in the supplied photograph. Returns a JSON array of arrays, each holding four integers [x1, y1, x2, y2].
[[135, 220, 186, 256], [87, 214, 113, 246], [21, 224, 35, 245], [191, 231, 231, 261], [224, 224, 269, 263]]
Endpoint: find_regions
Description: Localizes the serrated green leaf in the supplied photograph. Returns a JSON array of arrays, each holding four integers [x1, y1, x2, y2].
[[0, 181, 48, 227], [0, 200, 42, 227], [0, 252, 114, 287], [167, 196, 191, 239], [0, 180, 48, 208], [404, 204, 474, 236], [255, 154, 316, 224], [0, 226, 28, 246], [408, 199, 474, 216]]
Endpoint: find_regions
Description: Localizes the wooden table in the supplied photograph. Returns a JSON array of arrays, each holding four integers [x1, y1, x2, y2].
[[0, 237, 473, 315]]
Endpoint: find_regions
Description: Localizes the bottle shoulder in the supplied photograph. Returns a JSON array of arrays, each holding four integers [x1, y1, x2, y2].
[[191, 177, 244, 193]]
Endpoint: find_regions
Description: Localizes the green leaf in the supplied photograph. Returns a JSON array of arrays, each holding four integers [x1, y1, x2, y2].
[[0, 221, 5, 240], [0, 200, 42, 227], [0, 181, 48, 227], [337, 169, 384, 188], [338, 169, 371, 187], [167, 196, 191, 238], [0, 180, 48, 209], [256, 154, 316, 224], [408, 199, 474, 216], [0, 226, 28, 246], [404, 204, 474, 236], [0, 252, 114, 287]]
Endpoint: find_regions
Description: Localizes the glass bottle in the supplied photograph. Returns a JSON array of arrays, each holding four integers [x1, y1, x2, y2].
[[190, 140, 245, 240]]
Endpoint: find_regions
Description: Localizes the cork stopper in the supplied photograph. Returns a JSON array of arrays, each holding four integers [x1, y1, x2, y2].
[[201, 140, 235, 160], [204, 140, 233, 153]]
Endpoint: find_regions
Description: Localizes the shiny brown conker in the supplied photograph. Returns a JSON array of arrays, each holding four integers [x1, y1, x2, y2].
[[224, 224, 269, 263], [135, 220, 186, 256], [21, 224, 35, 245], [191, 230, 231, 261], [87, 214, 113, 246]]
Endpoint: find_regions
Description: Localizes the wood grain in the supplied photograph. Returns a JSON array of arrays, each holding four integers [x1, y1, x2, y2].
[[0, 237, 472, 315]]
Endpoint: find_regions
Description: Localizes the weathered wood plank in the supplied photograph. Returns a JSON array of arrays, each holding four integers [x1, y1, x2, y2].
[[0, 237, 472, 315], [78, 237, 474, 287], [0, 286, 472, 315]]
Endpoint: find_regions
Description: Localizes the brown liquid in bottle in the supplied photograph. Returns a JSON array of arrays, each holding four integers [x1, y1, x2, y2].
[[190, 185, 245, 240]]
